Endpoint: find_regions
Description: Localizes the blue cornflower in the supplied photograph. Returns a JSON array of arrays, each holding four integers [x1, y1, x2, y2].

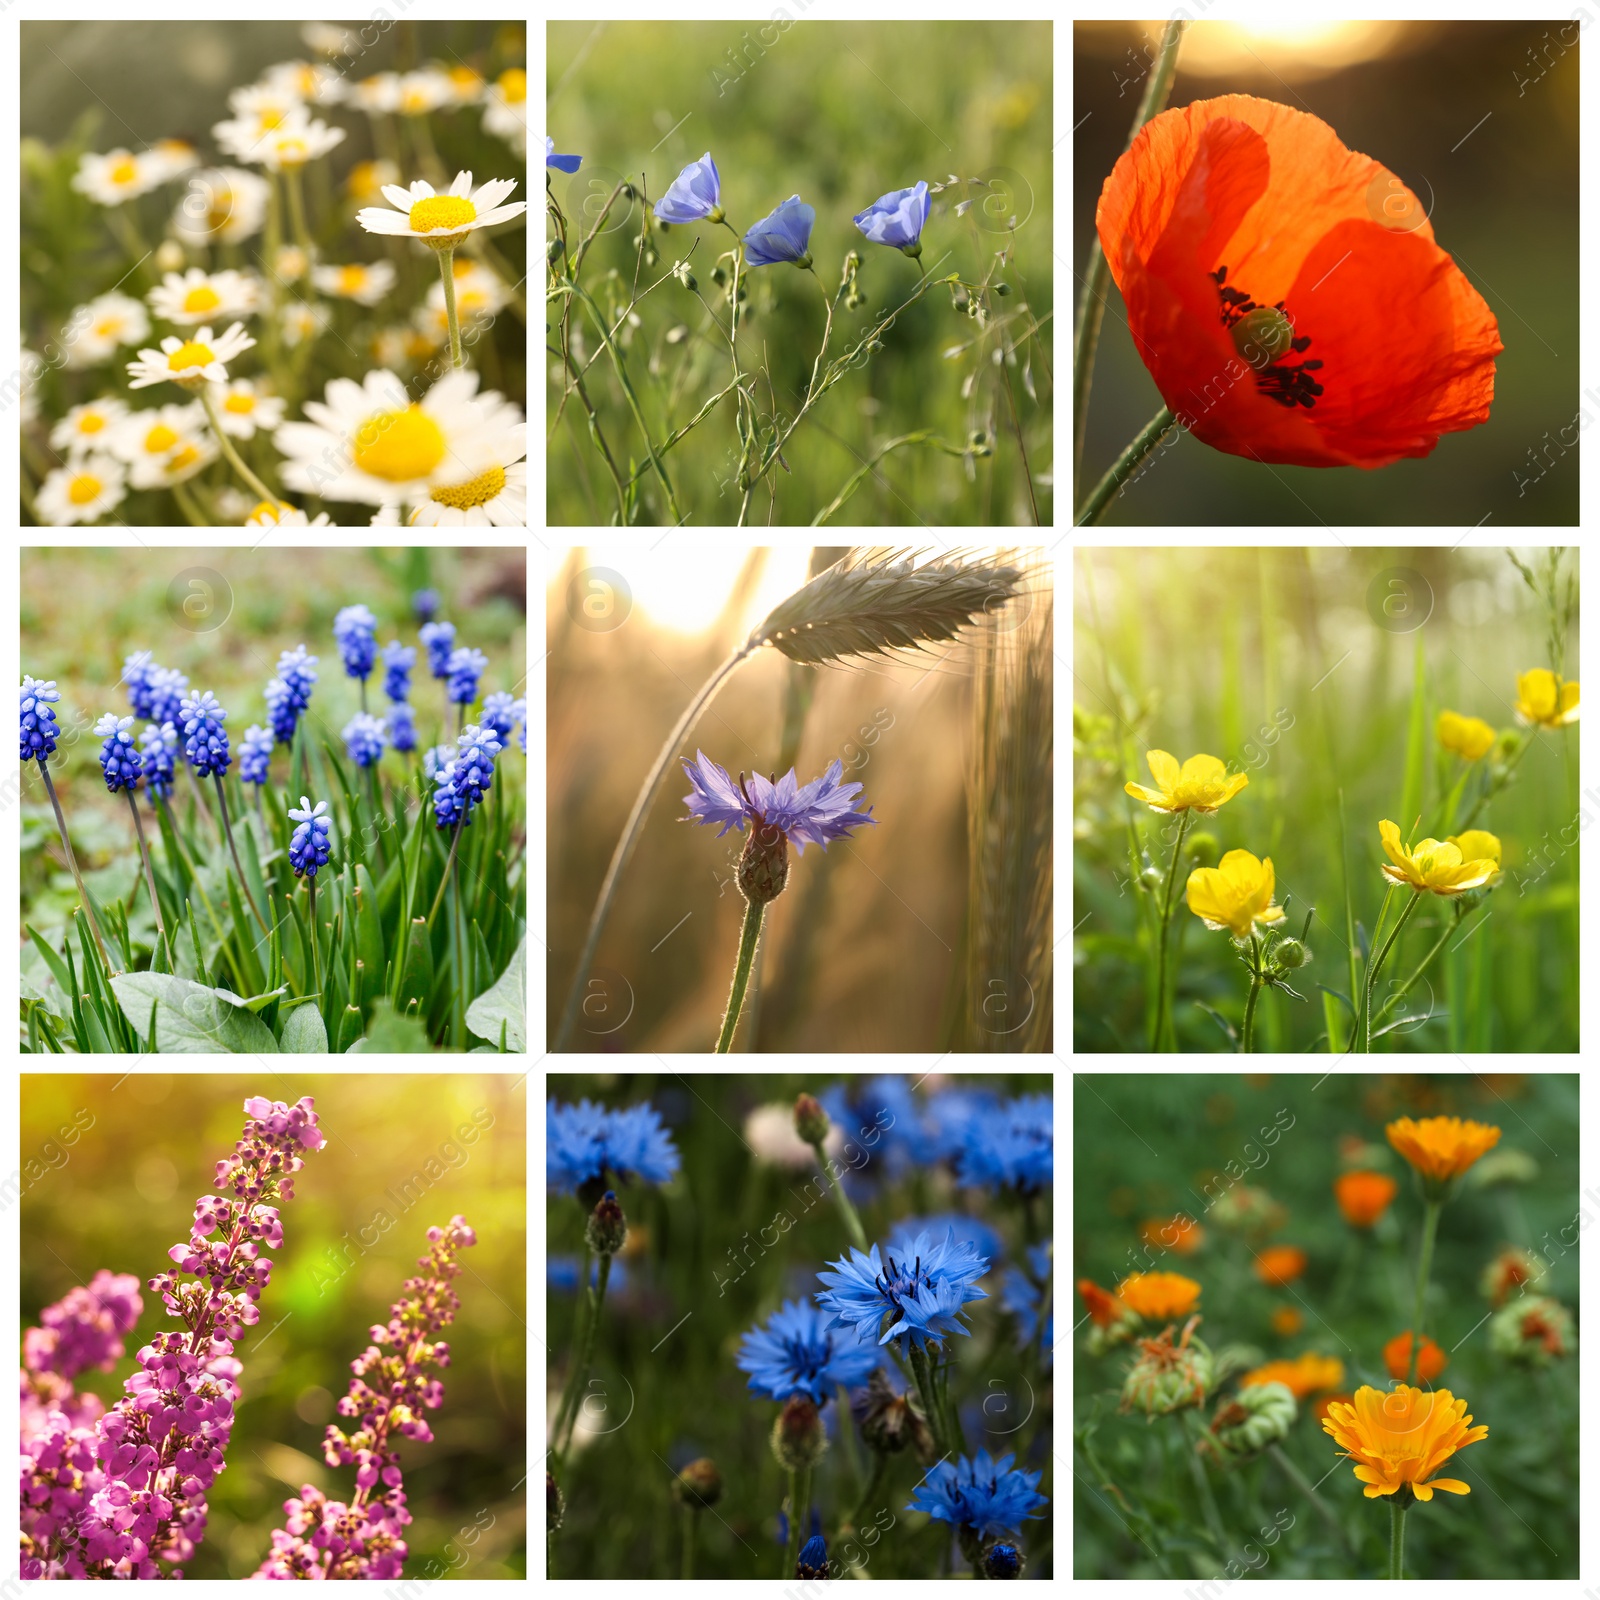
[[412, 587, 441, 623], [146, 666, 188, 729], [547, 1098, 680, 1194], [342, 711, 387, 768], [287, 796, 333, 878], [655, 152, 723, 224], [1001, 1242, 1053, 1364], [386, 702, 417, 753], [548, 1254, 630, 1294], [889, 1213, 1005, 1266], [820, 1076, 925, 1172], [481, 690, 518, 739], [140, 722, 178, 800], [737, 1299, 881, 1404], [682, 750, 875, 854], [907, 1450, 1046, 1537], [20, 677, 61, 764], [546, 135, 582, 174], [960, 1095, 1052, 1192], [445, 645, 489, 705], [921, 1086, 1002, 1162], [122, 650, 157, 718], [179, 690, 231, 777], [238, 723, 274, 785], [853, 181, 930, 257], [796, 1534, 828, 1580], [431, 723, 501, 829], [333, 604, 378, 681], [94, 713, 142, 793], [743, 195, 815, 268], [420, 620, 456, 679], [381, 639, 415, 703], [816, 1227, 989, 1353]]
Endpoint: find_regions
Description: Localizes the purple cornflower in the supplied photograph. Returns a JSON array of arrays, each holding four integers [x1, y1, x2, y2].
[[265, 645, 318, 744], [333, 604, 378, 682], [431, 723, 501, 830], [122, 651, 157, 718], [381, 639, 415, 703], [20, 676, 61, 763], [682, 750, 875, 852], [412, 588, 441, 623], [853, 181, 930, 256], [254, 1217, 475, 1580], [743, 195, 815, 268], [546, 135, 582, 174], [737, 1299, 880, 1404], [386, 701, 417, 753], [342, 711, 387, 768], [179, 689, 231, 776], [655, 152, 723, 223], [146, 666, 188, 728], [288, 796, 333, 877], [816, 1227, 989, 1354], [140, 722, 179, 801], [239, 723, 274, 785], [906, 1450, 1047, 1537], [481, 690, 517, 739], [419, 620, 456, 679], [445, 645, 489, 706], [94, 713, 143, 792]]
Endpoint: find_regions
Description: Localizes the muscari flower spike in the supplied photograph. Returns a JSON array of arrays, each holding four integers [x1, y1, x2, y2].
[[122, 650, 157, 718], [420, 619, 457, 678], [94, 713, 142, 793], [140, 722, 179, 800], [743, 195, 815, 268], [412, 588, 441, 623], [816, 1226, 989, 1354], [431, 722, 502, 829], [146, 665, 188, 728], [480, 690, 518, 740], [179, 689, 231, 777], [655, 152, 723, 224], [287, 797, 333, 878], [854, 180, 930, 257], [737, 1298, 881, 1405], [342, 711, 387, 768], [238, 723, 274, 786], [333, 604, 378, 681], [265, 645, 319, 744], [20, 676, 61, 764], [445, 645, 489, 705], [386, 702, 417, 753], [381, 639, 415, 703]]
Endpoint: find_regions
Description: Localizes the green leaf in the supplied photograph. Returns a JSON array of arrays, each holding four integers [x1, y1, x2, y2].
[[110, 973, 280, 1054], [464, 934, 526, 1052], [348, 997, 434, 1053], [278, 1002, 329, 1054]]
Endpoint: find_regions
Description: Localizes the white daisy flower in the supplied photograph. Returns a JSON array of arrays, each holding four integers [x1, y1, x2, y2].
[[126, 322, 256, 390], [272, 246, 314, 284], [370, 505, 403, 525], [261, 59, 346, 105], [18, 350, 43, 426], [173, 167, 271, 245], [356, 171, 527, 246], [50, 396, 130, 456], [211, 379, 286, 440], [438, 63, 487, 106], [64, 294, 152, 367], [35, 455, 127, 525], [109, 402, 216, 488], [410, 459, 526, 527], [244, 501, 334, 527], [396, 69, 454, 116], [425, 259, 511, 324], [219, 104, 346, 171], [71, 148, 164, 206], [481, 70, 527, 155], [214, 486, 257, 522], [347, 72, 402, 115], [344, 159, 399, 204], [145, 139, 202, 182], [148, 267, 261, 327], [311, 260, 397, 306], [302, 22, 358, 59], [281, 302, 331, 347]]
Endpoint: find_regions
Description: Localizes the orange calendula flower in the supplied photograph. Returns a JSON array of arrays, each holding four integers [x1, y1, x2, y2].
[[1270, 1305, 1303, 1336], [1334, 1170, 1397, 1228], [1185, 849, 1286, 939], [1378, 820, 1497, 895], [1513, 668, 1579, 728], [1242, 1352, 1344, 1399], [1095, 95, 1500, 469], [1253, 1245, 1306, 1287], [1313, 1391, 1353, 1423], [1386, 1115, 1501, 1184], [1125, 750, 1247, 814], [1384, 1330, 1448, 1383], [1077, 1278, 1126, 1327], [1140, 1214, 1205, 1255], [1116, 1271, 1201, 1321], [1436, 709, 1496, 761], [1322, 1384, 1487, 1500]]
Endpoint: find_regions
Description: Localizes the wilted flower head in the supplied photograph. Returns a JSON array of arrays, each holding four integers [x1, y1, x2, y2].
[[1120, 1317, 1214, 1416], [1488, 1295, 1572, 1366], [1479, 1246, 1546, 1306], [1206, 1381, 1296, 1460]]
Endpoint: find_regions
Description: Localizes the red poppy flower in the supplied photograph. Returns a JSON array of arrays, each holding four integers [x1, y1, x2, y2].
[[1096, 94, 1502, 468]]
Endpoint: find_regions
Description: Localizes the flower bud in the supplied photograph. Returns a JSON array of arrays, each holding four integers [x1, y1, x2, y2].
[[993, 281, 1012, 296], [738, 820, 789, 905], [984, 1540, 1025, 1579], [1187, 830, 1220, 868], [1138, 864, 1164, 893], [711, 265, 728, 286], [672, 1457, 723, 1508], [771, 1394, 828, 1470], [796, 1533, 829, 1579], [1205, 1380, 1296, 1460], [585, 1190, 627, 1257], [1273, 937, 1310, 971], [547, 238, 565, 265], [1489, 1295, 1572, 1366], [794, 1093, 830, 1147]]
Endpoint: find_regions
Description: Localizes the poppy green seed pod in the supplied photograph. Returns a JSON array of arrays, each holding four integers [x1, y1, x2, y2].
[[772, 1393, 828, 1470], [1205, 1380, 1296, 1460], [585, 1190, 627, 1256]]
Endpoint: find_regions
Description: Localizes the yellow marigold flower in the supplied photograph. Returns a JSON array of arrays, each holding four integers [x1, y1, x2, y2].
[[1185, 849, 1285, 939], [1125, 750, 1248, 814], [1116, 1271, 1201, 1321], [1334, 1170, 1397, 1228], [1321, 1384, 1487, 1500], [1241, 1352, 1344, 1399], [1436, 709, 1496, 761], [1514, 668, 1579, 728], [1386, 1115, 1501, 1184], [1378, 820, 1496, 895]]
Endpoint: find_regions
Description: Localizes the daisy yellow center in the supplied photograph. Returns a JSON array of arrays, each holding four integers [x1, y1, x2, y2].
[[409, 195, 477, 233], [77, 413, 107, 434], [223, 392, 256, 414], [248, 501, 292, 523], [450, 67, 482, 92], [144, 424, 180, 453], [95, 319, 120, 337], [167, 340, 215, 372], [110, 157, 139, 186], [500, 69, 526, 103], [337, 265, 368, 294], [182, 285, 222, 313], [352, 406, 446, 481], [276, 138, 308, 165], [429, 466, 506, 510], [260, 110, 285, 130], [169, 445, 201, 471], [402, 89, 429, 112], [68, 474, 103, 506]]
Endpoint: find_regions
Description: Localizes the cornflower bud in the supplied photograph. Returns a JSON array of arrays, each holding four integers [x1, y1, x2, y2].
[[672, 1457, 723, 1509], [771, 1393, 828, 1470], [793, 1093, 830, 1147], [586, 1190, 627, 1257]]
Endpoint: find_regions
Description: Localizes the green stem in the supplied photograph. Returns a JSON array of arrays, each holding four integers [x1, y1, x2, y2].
[[1150, 808, 1193, 1050], [845, 1452, 887, 1533], [1389, 1499, 1407, 1580], [426, 816, 466, 925], [199, 388, 279, 505], [214, 774, 269, 934], [126, 789, 173, 970], [436, 244, 464, 369], [782, 1466, 802, 1577], [1374, 905, 1475, 1025], [1407, 1199, 1442, 1383], [307, 874, 322, 1001], [715, 897, 766, 1053], [806, 1137, 868, 1251], [1241, 973, 1262, 1053], [37, 762, 112, 971], [170, 480, 209, 527], [1362, 890, 1423, 1051], [284, 165, 313, 254], [1075, 405, 1177, 525], [557, 1252, 612, 1458], [908, 1342, 948, 1457], [1265, 1443, 1355, 1556], [550, 1243, 593, 1447], [1455, 731, 1537, 832], [1180, 1409, 1225, 1547], [681, 1507, 698, 1579]]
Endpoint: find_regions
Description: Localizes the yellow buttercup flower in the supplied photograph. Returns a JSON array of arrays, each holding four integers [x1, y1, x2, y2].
[[1321, 1384, 1487, 1501], [1186, 849, 1286, 939], [1436, 709, 1496, 761], [1514, 668, 1579, 728], [1386, 1115, 1501, 1184], [1378, 820, 1496, 895], [1125, 750, 1248, 814], [1446, 830, 1502, 887]]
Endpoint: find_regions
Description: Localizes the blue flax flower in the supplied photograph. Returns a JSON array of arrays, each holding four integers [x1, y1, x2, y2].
[[816, 1227, 988, 1352], [342, 711, 387, 768], [420, 620, 457, 679], [179, 690, 231, 777], [412, 587, 441, 623], [854, 181, 930, 256], [907, 1450, 1047, 1536], [547, 1098, 680, 1193], [146, 666, 188, 728], [238, 723, 274, 785], [431, 723, 501, 829], [960, 1094, 1052, 1192], [94, 714, 142, 793], [682, 750, 875, 854], [796, 1534, 829, 1580], [445, 645, 489, 706], [333, 604, 378, 681], [386, 702, 417, 753], [140, 723, 178, 800], [381, 639, 415, 703], [655, 152, 723, 223], [546, 135, 582, 174], [122, 651, 157, 718], [481, 690, 518, 740], [20, 677, 61, 763], [287, 796, 333, 878], [737, 1299, 880, 1404], [1001, 1242, 1053, 1364], [743, 195, 815, 268]]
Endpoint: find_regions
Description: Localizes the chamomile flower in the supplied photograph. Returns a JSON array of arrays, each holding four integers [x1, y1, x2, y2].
[[302, 22, 358, 58], [409, 449, 527, 527], [148, 267, 261, 327], [272, 246, 313, 284], [395, 69, 454, 116], [251, 107, 347, 172], [50, 397, 129, 457], [311, 260, 398, 306], [64, 293, 150, 367], [280, 302, 330, 347], [127, 323, 255, 392], [438, 62, 487, 106], [72, 148, 163, 206], [244, 501, 334, 527], [210, 379, 285, 440], [424, 258, 511, 324], [35, 455, 127, 525], [108, 401, 207, 473], [482, 70, 527, 154], [345, 159, 400, 204], [172, 166, 271, 245], [357, 171, 527, 245], [370, 505, 402, 525], [145, 139, 201, 182], [260, 58, 346, 106], [346, 72, 403, 115]]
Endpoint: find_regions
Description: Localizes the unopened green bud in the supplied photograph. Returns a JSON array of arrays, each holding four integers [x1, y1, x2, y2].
[[994, 281, 1011, 296], [771, 1394, 828, 1470], [672, 1457, 724, 1508], [1273, 937, 1309, 971], [1138, 865, 1164, 893], [794, 1093, 830, 1146], [711, 265, 727, 286], [983, 1540, 1025, 1580], [1187, 830, 1220, 868], [585, 1189, 627, 1256], [547, 238, 565, 264]]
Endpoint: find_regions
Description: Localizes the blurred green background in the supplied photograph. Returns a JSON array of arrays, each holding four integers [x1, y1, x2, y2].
[[1073, 1072, 1578, 1579], [1074, 21, 1578, 525], [548, 1071, 1052, 1580], [21, 1073, 527, 1579], [548, 21, 1053, 525], [1074, 546, 1579, 1052]]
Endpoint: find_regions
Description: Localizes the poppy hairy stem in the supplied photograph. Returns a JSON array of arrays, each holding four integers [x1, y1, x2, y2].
[[715, 897, 765, 1053], [1075, 404, 1178, 525], [1149, 808, 1193, 1050], [1407, 1199, 1442, 1384]]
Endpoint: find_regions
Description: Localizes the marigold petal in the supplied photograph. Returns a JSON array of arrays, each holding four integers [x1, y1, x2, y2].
[[1420, 1477, 1471, 1496]]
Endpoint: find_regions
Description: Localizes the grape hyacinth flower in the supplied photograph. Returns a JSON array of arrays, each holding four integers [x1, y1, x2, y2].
[[481, 689, 518, 740], [122, 650, 157, 718], [21, 675, 62, 763], [420, 618, 457, 679], [853, 180, 930, 258], [179, 689, 231, 776], [333, 603, 378, 684], [288, 797, 333, 879], [655, 152, 724, 224], [817, 1227, 990, 1355], [381, 639, 416, 703], [445, 644, 489, 707], [266, 645, 318, 745], [146, 665, 188, 729], [238, 723, 274, 786], [140, 723, 179, 803], [906, 1449, 1047, 1538], [546, 1098, 680, 1195], [743, 195, 815, 268], [386, 701, 417, 753], [959, 1094, 1053, 1193], [431, 723, 501, 830], [342, 710, 387, 768], [254, 1217, 475, 1580], [737, 1299, 881, 1404], [545, 135, 582, 174], [412, 587, 441, 623], [423, 742, 455, 782]]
